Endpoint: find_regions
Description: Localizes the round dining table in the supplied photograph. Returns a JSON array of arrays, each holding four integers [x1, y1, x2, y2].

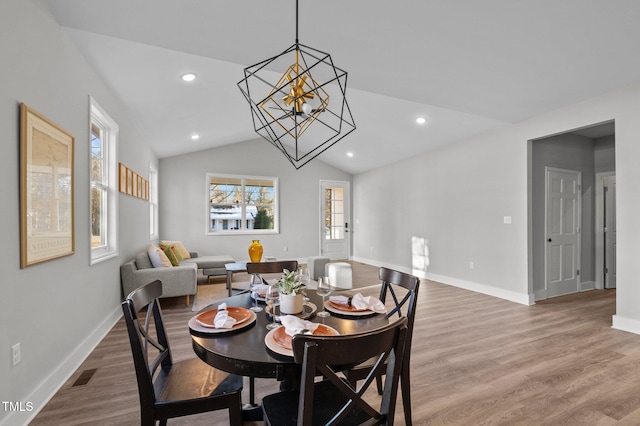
[[190, 287, 388, 419]]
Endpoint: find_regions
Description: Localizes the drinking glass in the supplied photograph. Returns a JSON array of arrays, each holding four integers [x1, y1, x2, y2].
[[298, 267, 311, 301], [265, 284, 280, 330], [249, 273, 263, 312], [316, 276, 331, 318]]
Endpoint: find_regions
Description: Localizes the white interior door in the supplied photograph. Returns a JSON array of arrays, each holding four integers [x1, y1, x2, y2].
[[320, 181, 350, 260], [545, 168, 581, 298], [605, 175, 617, 289]]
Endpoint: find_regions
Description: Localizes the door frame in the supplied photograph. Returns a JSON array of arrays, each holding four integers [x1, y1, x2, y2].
[[544, 166, 582, 298], [595, 171, 616, 289], [319, 180, 350, 260]]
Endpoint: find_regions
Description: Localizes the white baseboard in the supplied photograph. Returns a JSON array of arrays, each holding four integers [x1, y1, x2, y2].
[[612, 315, 640, 336], [426, 273, 532, 305], [350, 256, 532, 305], [350, 256, 409, 275], [580, 280, 596, 291], [1, 306, 123, 426], [534, 288, 548, 302]]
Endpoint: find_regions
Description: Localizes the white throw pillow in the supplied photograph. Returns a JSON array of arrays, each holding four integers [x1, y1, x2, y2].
[[148, 244, 171, 268]]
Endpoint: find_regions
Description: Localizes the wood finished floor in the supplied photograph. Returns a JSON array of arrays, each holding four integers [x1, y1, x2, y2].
[[31, 262, 640, 425]]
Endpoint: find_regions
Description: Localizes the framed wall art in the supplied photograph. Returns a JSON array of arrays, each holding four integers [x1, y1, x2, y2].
[[20, 103, 75, 268], [132, 170, 138, 196], [126, 167, 133, 195], [119, 163, 127, 193], [119, 162, 148, 200]]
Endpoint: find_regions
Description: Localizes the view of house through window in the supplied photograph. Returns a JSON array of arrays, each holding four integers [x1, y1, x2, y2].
[[90, 98, 118, 264], [207, 173, 278, 234]]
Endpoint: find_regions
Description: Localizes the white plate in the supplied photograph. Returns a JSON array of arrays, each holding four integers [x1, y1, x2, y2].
[[264, 324, 339, 357], [323, 300, 377, 317], [189, 310, 257, 334], [265, 327, 293, 356]]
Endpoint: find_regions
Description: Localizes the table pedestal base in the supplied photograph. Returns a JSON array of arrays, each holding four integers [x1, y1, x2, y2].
[[242, 403, 263, 421]]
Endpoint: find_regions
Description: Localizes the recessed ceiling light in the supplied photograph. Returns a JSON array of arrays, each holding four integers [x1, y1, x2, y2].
[[347, 152, 354, 157], [190, 133, 200, 140], [181, 73, 197, 82], [416, 117, 427, 125]]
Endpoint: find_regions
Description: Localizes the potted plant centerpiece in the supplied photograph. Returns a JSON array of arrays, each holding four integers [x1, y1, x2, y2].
[[276, 269, 306, 314]]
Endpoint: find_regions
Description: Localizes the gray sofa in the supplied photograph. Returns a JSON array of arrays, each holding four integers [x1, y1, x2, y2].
[[121, 251, 198, 305], [181, 254, 235, 282], [120, 250, 235, 305]]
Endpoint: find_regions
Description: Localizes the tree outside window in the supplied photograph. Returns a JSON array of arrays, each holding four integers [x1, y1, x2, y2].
[[90, 98, 118, 264]]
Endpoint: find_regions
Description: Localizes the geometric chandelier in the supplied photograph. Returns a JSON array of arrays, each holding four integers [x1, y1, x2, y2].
[[237, 0, 356, 169]]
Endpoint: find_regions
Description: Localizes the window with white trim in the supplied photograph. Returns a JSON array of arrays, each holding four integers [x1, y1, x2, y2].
[[149, 163, 158, 241], [206, 173, 278, 234], [90, 98, 118, 264]]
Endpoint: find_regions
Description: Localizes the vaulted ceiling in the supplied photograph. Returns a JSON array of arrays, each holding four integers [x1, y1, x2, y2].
[[46, 0, 637, 173]]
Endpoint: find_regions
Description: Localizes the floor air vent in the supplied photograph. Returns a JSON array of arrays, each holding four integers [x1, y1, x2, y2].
[[72, 368, 97, 387]]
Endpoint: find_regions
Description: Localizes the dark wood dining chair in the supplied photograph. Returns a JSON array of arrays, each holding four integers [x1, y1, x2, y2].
[[244, 260, 298, 406], [343, 267, 420, 425], [262, 318, 408, 426], [122, 280, 243, 426], [246, 260, 299, 278]]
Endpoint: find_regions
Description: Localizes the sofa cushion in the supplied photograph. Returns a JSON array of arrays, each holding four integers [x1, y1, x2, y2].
[[135, 253, 153, 270], [181, 255, 235, 269], [148, 244, 171, 268]]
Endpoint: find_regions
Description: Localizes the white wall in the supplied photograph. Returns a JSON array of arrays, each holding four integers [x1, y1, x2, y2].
[[353, 81, 640, 332], [158, 139, 352, 262], [0, 1, 155, 424], [353, 125, 530, 304], [595, 135, 616, 173]]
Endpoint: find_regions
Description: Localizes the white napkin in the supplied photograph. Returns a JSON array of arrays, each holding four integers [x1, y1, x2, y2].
[[279, 315, 320, 336], [251, 284, 269, 298], [330, 295, 350, 304], [214, 303, 237, 329], [330, 293, 387, 314]]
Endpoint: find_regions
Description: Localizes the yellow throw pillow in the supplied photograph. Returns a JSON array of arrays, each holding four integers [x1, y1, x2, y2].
[[161, 240, 191, 259], [158, 249, 172, 267]]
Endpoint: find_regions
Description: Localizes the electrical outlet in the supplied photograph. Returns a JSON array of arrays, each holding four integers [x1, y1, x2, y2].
[[503, 216, 512, 224], [12, 343, 20, 367], [469, 261, 475, 269], [283, 246, 288, 252]]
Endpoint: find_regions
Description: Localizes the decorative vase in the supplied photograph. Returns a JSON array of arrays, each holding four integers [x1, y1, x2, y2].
[[248, 240, 263, 262], [280, 293, 304, 314]]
